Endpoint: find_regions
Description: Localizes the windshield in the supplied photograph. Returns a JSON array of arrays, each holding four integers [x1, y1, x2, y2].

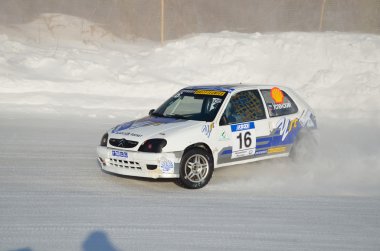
[[152, 89, 228, 122]]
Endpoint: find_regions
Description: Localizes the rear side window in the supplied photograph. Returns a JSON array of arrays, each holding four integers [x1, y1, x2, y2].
[[260, 88, 298, 117]]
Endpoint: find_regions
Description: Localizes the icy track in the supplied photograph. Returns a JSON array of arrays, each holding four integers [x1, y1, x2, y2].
[[1, 114, 380, 251], [1, 14, 380, 250]]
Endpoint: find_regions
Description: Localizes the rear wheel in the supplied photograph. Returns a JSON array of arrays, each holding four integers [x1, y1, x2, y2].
[[178, 148, 214, 189]]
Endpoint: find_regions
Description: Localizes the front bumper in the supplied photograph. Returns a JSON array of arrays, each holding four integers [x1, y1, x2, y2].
[[97, 146, 181, 179]]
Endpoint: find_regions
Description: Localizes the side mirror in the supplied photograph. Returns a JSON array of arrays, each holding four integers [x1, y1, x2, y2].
[[149, 109, 155, 116]]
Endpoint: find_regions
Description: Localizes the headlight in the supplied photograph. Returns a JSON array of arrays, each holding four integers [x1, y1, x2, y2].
[[138, 139, 167, 153], [100, 133, 108, 146]]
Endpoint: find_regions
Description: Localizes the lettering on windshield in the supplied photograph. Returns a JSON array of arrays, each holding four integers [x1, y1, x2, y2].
[[194, 90, 226, 96]]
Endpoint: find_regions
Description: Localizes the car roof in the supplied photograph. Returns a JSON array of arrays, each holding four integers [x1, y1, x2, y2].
[[185, 83, 291, 93]]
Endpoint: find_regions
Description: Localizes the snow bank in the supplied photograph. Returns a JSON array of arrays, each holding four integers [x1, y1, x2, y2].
[[1, 14, 380, 121], [0, 13, 121, 45], [0, 14, 379, 195]]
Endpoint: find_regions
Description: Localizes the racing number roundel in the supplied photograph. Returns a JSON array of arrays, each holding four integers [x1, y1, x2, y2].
[[231, 122, 256, 159]]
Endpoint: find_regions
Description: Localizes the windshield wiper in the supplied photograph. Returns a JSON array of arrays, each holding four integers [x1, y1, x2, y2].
[[163, 114, 187, 119], [151, 112, 185, 119]]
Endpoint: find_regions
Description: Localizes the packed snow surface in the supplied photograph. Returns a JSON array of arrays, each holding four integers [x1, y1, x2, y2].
[[1, 14, 380, 250]]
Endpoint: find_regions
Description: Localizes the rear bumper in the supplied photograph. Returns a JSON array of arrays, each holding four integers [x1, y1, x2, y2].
[[97, 146, 181, 179]]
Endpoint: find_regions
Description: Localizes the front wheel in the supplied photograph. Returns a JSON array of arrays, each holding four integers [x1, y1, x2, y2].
[[178, 148, 214, 189]]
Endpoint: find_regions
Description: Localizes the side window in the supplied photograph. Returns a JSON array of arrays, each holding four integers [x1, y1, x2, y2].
[[260, 88, 298, 117], [220, 90, 266, 125]]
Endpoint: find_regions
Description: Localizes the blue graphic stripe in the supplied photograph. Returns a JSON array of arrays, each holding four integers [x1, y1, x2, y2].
[[221, 149, 232, 155], [256, 137, 272, 149]]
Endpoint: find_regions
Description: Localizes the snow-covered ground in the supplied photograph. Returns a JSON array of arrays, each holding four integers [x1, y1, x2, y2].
[[1, 14, 380, 250], [1, 115, 380, 251]]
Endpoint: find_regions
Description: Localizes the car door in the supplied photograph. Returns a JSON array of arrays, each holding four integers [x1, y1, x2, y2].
[[258, 88, 301, 155], [213, 89, 270, 166]]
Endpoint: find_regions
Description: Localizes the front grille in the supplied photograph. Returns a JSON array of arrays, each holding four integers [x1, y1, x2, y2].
[[109, 138, 138, 148], [109, 158, 142, 170]]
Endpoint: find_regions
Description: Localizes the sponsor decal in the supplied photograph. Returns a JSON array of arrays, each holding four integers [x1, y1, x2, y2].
[[194, 90, 226, 96], [160, 159, 174, 174], [270, 87, 284, 104], [268, 146, 286, 154], [115, 132, 143, 137], [230, 122, 256, 159], [254, 149, 268, 156], [202, 123, 214, 138], [112, 150, 128, 158], [219, 131, 230, 141], [276, 117, 299, 141], [230, 122, 255, 132], [273, 103, 291, 110], [255, 117, 301, 151]]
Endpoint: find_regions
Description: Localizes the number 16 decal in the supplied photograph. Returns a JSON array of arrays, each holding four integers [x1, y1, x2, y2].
[[237, 131, 252, 149], [231, 122, 256, 159]]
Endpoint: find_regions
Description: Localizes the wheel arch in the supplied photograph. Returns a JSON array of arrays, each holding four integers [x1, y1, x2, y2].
[[178, 142, 215, 189], [182, 142, 214, 163]]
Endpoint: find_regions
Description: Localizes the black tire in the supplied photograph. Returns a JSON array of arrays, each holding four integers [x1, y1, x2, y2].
[[178, 148, 214, 189]]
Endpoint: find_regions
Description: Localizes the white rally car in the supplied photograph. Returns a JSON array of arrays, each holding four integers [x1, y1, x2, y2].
[[97, 84, 316, 189]]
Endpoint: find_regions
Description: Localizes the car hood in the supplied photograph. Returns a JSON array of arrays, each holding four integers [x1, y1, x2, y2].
[[109, 116, 203, 142]]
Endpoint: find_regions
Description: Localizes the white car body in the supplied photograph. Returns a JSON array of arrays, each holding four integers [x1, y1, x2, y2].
[[97, 84, 316, 181]]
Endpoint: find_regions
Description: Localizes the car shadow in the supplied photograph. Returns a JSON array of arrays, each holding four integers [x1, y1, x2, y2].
[[10, 230, 121, 251], [82, 231, 119, 251]]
